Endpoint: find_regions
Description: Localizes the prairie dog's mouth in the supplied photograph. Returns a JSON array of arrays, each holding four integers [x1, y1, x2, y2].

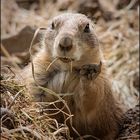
[[58, 57, 74, 63]]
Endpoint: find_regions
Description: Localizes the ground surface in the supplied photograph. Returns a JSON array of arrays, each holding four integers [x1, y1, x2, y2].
[[1, 0, 139, 140]]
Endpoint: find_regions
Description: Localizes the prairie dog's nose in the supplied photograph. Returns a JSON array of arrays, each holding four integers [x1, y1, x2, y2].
[[59, 36, 73, 52]]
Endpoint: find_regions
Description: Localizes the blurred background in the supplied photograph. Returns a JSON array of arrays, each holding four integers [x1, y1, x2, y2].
[[1, 0, 139, 110], [1, 0, 139, 139]]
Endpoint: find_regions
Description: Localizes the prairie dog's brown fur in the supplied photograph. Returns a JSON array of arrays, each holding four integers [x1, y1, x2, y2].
[[23, 13, 123, 139]]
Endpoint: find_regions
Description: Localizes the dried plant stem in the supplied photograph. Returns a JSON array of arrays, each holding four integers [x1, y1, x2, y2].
[[29, 27, 46, 85], [1, 43, 11, 58], [1, 44, 20, 70], [45, 57, 58, 72], [39, 86, 81, 137], [6, 126, 48, 140], [8, 89, 24, 109]]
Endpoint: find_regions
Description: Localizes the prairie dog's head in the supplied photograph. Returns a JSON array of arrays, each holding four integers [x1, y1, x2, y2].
[[42, 13, 102, 69]]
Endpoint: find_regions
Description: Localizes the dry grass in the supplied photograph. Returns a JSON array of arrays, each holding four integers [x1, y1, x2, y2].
[[1, 0, 139, 140]]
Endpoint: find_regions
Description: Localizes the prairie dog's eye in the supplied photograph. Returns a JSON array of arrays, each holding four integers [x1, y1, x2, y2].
[[51, 22, 55, 29], [84, 23, 90, 33]]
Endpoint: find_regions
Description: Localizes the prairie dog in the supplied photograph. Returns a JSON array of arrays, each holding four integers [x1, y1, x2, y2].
[[24, 13, 123, 140]]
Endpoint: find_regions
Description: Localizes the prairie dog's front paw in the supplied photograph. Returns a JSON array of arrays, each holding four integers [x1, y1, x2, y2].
[[80, 61, 102, 80]]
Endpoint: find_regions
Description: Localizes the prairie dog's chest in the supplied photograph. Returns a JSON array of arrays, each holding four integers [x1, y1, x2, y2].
[[47, 71, 79, 93]]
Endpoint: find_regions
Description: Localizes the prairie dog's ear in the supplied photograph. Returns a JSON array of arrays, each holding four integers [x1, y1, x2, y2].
[[86, 14, 96, 27], [86, 14, 97, 23], [85, 16, 96, 29]]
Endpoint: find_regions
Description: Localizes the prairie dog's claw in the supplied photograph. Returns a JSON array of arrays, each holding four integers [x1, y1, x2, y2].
[[80, 61, 102, 80]]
